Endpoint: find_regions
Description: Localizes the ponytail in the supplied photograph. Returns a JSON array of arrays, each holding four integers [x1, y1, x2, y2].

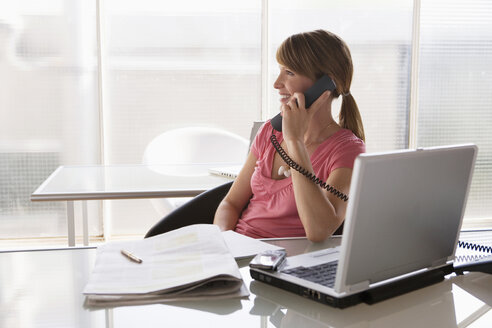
[[339, 93, 365, 142]]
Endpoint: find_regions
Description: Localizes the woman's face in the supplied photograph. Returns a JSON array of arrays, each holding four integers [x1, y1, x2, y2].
[[273, 65, 314, 105]]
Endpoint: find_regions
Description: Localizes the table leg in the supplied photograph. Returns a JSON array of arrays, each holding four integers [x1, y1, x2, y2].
[[82, 201, 89, 246], [105, 308, 114, 328], [261, 316, 268, 328], [67, 201, 75, 246]]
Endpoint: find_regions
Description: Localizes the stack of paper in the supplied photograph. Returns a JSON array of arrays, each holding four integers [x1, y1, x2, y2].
[[84, 224, 249, 307]]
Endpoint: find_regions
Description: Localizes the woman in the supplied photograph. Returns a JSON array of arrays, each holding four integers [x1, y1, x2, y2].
[[214, 30, 365, 242]]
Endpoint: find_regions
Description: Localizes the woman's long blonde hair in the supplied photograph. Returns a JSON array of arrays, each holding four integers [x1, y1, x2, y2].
[[276, 30, 365, 142]]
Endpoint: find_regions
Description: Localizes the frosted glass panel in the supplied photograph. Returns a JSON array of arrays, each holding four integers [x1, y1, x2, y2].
[[267, 1, 413, 153], [102, 0, 262, 165], [0, 1, 101, 238], [418, 0, 492, 224], [101, 0, 262, 234]]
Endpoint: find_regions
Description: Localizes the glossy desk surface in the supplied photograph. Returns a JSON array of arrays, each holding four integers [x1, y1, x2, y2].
[[1, 238, 491, 328], [30, 164, 235, 201]]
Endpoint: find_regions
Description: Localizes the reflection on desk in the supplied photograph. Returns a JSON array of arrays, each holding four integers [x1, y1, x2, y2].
[[249, 271, 492, 328], [0, 239, 491, 328], [251, 279, 456, 327]]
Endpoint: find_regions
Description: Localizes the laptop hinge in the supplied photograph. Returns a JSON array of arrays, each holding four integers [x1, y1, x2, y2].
[[431, 258, 447, 268], [349, 280, 370, 292]]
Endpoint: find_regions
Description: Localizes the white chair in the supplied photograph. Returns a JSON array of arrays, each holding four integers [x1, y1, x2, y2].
[[142, 126, 249, 216]]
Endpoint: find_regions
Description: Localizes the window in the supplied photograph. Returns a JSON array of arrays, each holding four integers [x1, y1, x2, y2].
[[0, 1, 101, 239], [0, 0, 490, 243], [418, 0, 492, 228], [100, 0, 262, 234]]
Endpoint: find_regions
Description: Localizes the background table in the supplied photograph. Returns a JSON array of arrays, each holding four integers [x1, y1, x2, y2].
[[31, 164, 235, 246], [1, 237, 491, 328]]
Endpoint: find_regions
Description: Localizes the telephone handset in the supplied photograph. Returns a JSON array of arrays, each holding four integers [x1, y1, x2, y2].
[[271, 74, 337, 132], [269, 74, 348, 202]]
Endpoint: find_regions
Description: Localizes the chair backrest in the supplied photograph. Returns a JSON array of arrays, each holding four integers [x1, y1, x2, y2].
[[143, 126, 249, 166], [142, 127, 249, 215], [145, 181, 233, 238], [249, 121, 264, 150]]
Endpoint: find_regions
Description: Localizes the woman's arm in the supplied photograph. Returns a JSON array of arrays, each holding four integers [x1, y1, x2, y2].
[[285, 139, 352, 242], [213, 151, 257, 231], [282, 91, 353, 242]]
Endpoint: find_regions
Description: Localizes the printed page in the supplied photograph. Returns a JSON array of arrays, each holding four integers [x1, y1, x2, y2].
[[84, 224, 243, 296], [85, 283, 249, 308]]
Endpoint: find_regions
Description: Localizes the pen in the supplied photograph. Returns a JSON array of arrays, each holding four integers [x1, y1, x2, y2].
[[120, 249, 143, 264]]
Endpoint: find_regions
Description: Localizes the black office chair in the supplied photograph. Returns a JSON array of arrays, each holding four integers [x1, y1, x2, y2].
[[145, 181, 233, 238]]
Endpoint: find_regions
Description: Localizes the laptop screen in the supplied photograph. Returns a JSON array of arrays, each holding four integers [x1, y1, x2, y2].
[[336, 144, 477, 291]]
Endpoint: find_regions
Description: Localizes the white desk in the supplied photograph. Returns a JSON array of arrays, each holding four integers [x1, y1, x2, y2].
[[31, 164, 235, 246], [0, 238, 491, 328]]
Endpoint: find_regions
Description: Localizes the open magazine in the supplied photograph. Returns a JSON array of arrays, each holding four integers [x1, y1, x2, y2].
[[83, 224, 249, 308]]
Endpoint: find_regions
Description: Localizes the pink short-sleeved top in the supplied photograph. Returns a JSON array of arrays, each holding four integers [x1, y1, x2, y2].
[[234, 120, 365, 238]]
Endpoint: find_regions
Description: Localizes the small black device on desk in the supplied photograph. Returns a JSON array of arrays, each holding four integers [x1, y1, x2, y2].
[[250, 250, 287, 271]]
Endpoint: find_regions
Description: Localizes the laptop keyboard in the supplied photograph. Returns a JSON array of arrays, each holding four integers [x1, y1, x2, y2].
[[281, 261, 339, 288]]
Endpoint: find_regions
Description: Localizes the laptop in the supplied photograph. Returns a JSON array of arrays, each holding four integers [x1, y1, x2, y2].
[[250, 144, 477, 308]]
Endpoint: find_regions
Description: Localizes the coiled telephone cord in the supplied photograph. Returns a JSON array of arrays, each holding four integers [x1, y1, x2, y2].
[[457, 240, 492, 253], [270, 130, 349, 202]]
